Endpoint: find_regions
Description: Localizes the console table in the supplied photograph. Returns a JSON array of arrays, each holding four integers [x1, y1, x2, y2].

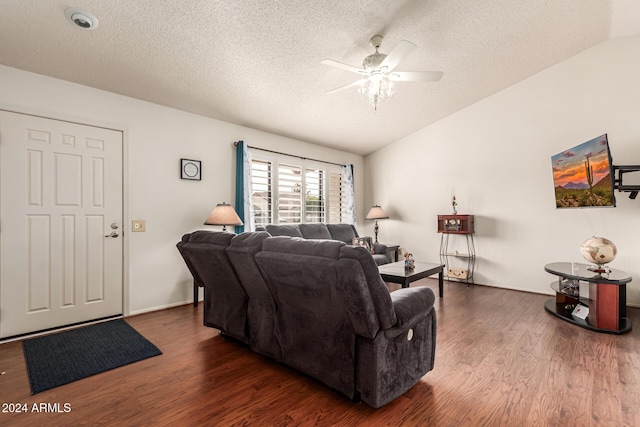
[[544, 262, 632, 334], [437, 214, 475, 284]]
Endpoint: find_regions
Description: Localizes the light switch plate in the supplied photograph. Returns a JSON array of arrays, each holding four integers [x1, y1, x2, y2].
[[132, 220, 146, 232]]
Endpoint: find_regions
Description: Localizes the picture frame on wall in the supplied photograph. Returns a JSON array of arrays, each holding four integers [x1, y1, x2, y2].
[[181, 158, 201, 180]]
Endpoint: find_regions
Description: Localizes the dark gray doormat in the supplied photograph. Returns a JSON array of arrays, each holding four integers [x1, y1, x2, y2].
[[22, 319, 162, 394]]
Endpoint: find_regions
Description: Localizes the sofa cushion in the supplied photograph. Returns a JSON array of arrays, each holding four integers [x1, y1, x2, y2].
[[177, 231, 248, 343], [339, 245, 397, 330], [372, 253, 391, 266], [265, 224, 303, 238], [389, 287, 436, 330], [256, 246, 354, 399], [335, 258, 381, 339], [298, 223, 332, 240], [227, 231, 281, 360], [262, 236, 343, 259], [181, 230, 235, 245], [327, 224, 358, 243]]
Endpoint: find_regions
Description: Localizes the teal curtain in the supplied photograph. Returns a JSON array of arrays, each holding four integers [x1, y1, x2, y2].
[[235, 141, 246, 233]]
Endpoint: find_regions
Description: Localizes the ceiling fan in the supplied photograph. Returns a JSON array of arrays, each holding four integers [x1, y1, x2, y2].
[[321, 35, 443, 110]]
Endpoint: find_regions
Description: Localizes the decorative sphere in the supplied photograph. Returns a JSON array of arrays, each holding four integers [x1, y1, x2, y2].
[[580, 237, 617, 266]]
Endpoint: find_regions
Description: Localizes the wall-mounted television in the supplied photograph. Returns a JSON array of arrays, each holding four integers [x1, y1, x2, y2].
[[551, 134, 616, 208]]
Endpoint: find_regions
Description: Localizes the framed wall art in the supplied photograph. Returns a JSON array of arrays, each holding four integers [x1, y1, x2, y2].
[[181, 158, 201, 180]]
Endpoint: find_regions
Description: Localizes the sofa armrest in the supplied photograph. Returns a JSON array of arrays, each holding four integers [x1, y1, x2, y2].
[[372, 241, 388, 255], [385, 287, 435, 338], [360, 237, 389, 258]]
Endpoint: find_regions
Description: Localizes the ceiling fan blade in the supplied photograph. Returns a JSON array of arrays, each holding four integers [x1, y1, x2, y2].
[[389, 71, 444, 82], [321, 59, 368, 75], [325, 79, 366, 95], [379, 40, 416, 72]]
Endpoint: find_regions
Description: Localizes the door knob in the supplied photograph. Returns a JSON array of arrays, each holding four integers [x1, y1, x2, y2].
[[104, 232, 119, 238]]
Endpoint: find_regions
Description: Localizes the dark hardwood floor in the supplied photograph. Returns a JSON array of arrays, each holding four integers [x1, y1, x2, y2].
[[1, 279, 639, 426]]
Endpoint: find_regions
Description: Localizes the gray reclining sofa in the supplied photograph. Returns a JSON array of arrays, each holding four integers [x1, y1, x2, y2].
[[177, 230, 436, 408]]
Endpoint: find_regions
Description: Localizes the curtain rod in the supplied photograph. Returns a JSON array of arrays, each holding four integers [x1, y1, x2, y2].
[[234, 140, 344, 167]]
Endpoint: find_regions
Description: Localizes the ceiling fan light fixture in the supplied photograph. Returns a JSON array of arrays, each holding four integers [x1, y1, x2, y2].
[[357, 80, 367, 96], [362, 52, 387, 71], [322, 34, 442, 111], [369, 71, 383, 83], [363, 75, 394, 111]]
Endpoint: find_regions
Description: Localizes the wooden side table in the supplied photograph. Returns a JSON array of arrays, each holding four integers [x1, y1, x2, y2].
[[544, 262, 632, 334]]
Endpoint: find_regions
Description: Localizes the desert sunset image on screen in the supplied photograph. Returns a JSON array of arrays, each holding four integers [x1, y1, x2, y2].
[[551, 134, 615, 208]]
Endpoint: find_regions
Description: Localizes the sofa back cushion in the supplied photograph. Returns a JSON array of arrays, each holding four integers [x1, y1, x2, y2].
[[262, 235, 343, 258], [338, 245, 397, 330], [265, 224, 303, 238], [227, 232, 271, 302], [261, 223, 362, 245], [298, 223, 332, 240], [326, 223, 359, 243], [176, 231, 248, 342], [227, 231, 280, 360], [255, 236, 355, 397]]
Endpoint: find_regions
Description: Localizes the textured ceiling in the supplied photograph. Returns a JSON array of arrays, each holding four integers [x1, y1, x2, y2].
[[1, 0, 639, 155]]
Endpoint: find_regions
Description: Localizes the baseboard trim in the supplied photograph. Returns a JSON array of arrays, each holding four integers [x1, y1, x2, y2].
[[127, 300, 196, 316]]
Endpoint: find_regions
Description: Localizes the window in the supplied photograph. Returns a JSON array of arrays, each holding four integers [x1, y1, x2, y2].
[[249, 152, 346, 226]]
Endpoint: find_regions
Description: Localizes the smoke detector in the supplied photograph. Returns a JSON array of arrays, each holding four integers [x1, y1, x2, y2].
[[65, 8, 99, 30]]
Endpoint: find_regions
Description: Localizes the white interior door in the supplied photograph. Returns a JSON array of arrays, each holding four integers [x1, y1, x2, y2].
[[0, 111, 123, 338]]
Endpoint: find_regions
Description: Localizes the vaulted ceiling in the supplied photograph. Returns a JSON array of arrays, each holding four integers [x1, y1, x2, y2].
[[1, 1, 639, 155]]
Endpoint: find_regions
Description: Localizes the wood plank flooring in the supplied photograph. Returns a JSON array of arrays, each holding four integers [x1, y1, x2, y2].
[[1, 279, 639, 426]]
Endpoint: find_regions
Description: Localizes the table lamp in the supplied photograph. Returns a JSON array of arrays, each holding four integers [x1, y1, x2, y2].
[[365, 205, 389, 243], [204, 202, 243, 231]]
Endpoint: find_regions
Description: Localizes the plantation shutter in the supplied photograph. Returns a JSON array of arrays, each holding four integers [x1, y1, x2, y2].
[[278, 163, 302, 223], [250, 159, 272, 227], [328, 170, 344, 223], [248, 151, 346, 225], [305, 168, 324, 222]]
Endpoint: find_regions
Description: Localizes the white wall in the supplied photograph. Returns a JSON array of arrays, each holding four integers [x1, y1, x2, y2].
[[366, 36, 640, 306], [0, 65, 364, 314]]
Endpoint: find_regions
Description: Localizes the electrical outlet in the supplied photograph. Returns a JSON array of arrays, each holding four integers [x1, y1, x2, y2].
[[132, 220, 146, 232]]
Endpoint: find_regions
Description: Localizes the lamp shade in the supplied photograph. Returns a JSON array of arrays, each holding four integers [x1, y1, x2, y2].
[[204, 202, 243, 227], [365, 205, 389, 220]]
